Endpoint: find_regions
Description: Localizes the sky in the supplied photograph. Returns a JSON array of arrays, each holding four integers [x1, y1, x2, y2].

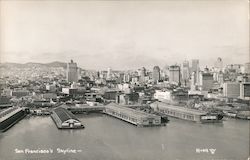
[[0, 0, 249, 70]]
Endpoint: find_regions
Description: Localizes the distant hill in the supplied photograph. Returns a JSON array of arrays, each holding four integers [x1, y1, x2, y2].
[[45, 61, 67, 68], [0, 62, 24, 68], [0, 61, 67, 69]]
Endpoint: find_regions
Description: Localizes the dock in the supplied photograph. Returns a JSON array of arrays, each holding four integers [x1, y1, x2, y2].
[[65, 104, 104, 114], [104, 103, 161, 126], [150, 101, 223, 123], [51, 106, 84, 129], [0, 107, 26, 132]]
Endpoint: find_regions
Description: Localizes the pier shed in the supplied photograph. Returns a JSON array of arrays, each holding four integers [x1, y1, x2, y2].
[[51, 106, 84, 129]]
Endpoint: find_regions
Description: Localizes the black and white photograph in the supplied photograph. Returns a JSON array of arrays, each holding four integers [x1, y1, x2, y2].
[[0, 0, 249, 160]]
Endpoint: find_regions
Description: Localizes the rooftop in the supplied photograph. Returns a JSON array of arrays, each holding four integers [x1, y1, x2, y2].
[[151, 101, 207, 116], [106, 103, 159, 119], [0, 107, 23, 122], [53, 105, 79, 122]]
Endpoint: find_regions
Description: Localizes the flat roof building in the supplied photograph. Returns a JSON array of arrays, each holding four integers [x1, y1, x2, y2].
[[169, 65, 181, 85], [182, 61, 189, 79], [223, 82, 240, 98], [199, 72, 214, 91], [240, 82, 250, 100], [153, 66, 161, 84], [191, 59, 199, 73]]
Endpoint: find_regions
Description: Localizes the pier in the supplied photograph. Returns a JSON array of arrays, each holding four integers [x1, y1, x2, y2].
[[51, 106, 84, 129], [65, 104, 104, 114], [150, 101, 223, 123], [0, 107, 26, 132], [104, 103, 161, 126]]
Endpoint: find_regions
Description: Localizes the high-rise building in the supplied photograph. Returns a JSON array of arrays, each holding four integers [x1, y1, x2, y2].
[[162, 65, 170, 80], [190, 59, 199, 74], [214, 57, 223, 72], [117, 73, 125, 83], [152, 66, 160, 83], [131, 76, 139, 84], [169, 65, 181, 85], [244, 62, 250, 74], [138, 67, 146, 82], [240, 82, 250, 99], [182, 61, 189, 86], [190, 72, 197, 90], [198, 69, 214, 91], [123, 73, 130, 83], [107, 67, 112, 80], [182, 60, 189, 80], [217, 71, 224, 85], [77, 68, 82, 80], [66, 60, 78, 83], [223, 82, 240, 98]]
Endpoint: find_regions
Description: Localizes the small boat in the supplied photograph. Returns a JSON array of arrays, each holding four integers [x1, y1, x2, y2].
[[223, 111, 237, 118]]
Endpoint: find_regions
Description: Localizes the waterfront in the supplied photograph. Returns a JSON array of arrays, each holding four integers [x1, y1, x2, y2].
[[0, 114, 249, 160]]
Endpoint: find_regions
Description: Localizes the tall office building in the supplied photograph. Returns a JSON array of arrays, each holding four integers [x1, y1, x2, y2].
[[107, 67, 112, 80], [162, 65, 170, 80], [240, 82, 250, 99], [192, 60, 200, 86], [190, 72, 197, 90], [138, 67, 146, 82], [217, 71, 224, 84], [123, 73, 130, 83], [77, 68, 82, 80], [182, 61, 189, 86], [214, 57, 223, 72], [198, 69, 213, 91], [152, 66, 160, 83], [244, 62, 250, 74], [119, 73, 125, 82], [223, 82, 240, 98], [182, 60, 189, 80], [191, 59, 199, 74], [169, 65, 181, 85], [66, 60, 78, 83]]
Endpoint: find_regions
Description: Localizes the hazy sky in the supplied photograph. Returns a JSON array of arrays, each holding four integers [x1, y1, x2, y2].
[[0, 0, 249, 70]]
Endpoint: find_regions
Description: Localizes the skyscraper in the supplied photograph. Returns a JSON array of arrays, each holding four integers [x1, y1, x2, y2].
[[214, 57, 223, 72], [223, 82, 240, 98], [169, 65, 181, 85], [198, 70, 214, 91], [182, 61, 189, 86], [191, 59, 199, 74], [107, 67, 112, 80], [123, 73, 130, 83], [190, 72, 197, 91], [244, 62, 250, 74], [163, 65, 170, 80], [138, 67, 146, 83], [240, 82, 250, 99], [66, 60, 78, 83], [152, 66, 160, 83]]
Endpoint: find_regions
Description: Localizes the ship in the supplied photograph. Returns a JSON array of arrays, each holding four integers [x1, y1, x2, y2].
[[0, 107, 27, 132]]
